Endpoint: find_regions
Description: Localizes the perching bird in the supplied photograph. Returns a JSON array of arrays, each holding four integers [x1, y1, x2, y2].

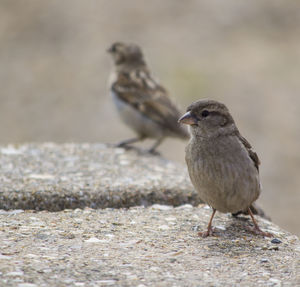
[[107, 42, 188, 153], [179, 99, 272, 237]]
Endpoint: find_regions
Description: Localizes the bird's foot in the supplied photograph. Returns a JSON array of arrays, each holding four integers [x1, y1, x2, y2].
[[198, 227, 216, 238], [115, 142, 130, 148], [247, 226, 273, 237], [115, 137, 144, 149], [114, 143, 134, 151], [147, 148, 160, 156]]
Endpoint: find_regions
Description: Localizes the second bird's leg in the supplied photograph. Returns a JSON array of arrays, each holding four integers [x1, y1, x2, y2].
[[116, 136, 145, 148], [247, 207, 272, 237], [148, 137, 164, 154], [198, 208, 216, 238]]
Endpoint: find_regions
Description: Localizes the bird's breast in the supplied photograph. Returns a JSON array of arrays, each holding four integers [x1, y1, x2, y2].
[[107, 71, 118, 88], [186, 137, 260, 213], [111, 91, 164, 139]]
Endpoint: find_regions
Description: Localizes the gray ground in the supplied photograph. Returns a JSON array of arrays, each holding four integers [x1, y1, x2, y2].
[[0, 143, 299, 286], [0, 143, 198, 211], [0, 206, 299, 287]]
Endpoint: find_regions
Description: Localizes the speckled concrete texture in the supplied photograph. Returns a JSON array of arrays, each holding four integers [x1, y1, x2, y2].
[[0, 143, 199, 211], [0, 143, 299, 286], [0, 205, 299, 286]]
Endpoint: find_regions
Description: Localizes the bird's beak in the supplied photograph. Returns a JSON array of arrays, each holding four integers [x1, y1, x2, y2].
[[178, 111, 198, 125]]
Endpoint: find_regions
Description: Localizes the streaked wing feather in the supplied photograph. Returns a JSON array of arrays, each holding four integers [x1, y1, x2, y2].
[[237, 134, 260, 171], [112, 70, 184, 134]]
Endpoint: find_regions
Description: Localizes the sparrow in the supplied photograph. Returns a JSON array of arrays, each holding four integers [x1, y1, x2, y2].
[[107, 42, 189, 153], [179, 99, 272, 237]]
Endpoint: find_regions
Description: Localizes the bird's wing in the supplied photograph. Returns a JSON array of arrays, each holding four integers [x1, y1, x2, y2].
[[237, 134, 260, 171], [112, 69, 188, 137]]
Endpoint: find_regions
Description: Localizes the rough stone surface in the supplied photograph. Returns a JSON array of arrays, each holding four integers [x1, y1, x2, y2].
[[0, 143, 199, 211], [0, 205, 299, 287], [0, 143, 299, 286]]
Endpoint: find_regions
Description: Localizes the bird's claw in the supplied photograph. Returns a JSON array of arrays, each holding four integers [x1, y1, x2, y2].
[[148, 149, 160, 156], [198, 227, 216, 238], [247, 226, 273, 237]]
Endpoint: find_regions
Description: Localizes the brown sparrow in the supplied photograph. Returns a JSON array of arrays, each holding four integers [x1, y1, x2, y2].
[[107, 42, 188, 153], [179, 99, 272, 237]]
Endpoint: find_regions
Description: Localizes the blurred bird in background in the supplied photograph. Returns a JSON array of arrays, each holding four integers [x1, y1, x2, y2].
[[107, 42, 189, 153]]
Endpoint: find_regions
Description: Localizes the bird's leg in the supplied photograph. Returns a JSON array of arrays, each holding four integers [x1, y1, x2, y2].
[[247, 207, 272, 237], [198, 208, 216, 238], [148, 137, 164, 154], [116, 136, 145, 148]]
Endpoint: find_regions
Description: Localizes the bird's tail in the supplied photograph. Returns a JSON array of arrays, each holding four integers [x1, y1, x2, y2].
[[232, 203, 271, 220]]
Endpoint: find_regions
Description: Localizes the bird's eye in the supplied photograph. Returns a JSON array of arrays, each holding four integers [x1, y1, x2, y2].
[[201, 110, 210, 118]]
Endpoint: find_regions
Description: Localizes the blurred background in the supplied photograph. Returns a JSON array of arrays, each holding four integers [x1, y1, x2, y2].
[[0, 0, 299, 236]]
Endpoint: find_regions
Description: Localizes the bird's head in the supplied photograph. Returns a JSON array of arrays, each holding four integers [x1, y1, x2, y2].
[[178, 99, 236, 138], [107, 42, 145, 66]]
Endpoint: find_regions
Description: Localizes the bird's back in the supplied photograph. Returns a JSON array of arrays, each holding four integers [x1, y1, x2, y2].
[[111, 66, 189, 139]]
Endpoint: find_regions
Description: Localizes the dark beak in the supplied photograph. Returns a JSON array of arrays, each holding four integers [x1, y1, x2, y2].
[[178, 111, 198, 125]]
